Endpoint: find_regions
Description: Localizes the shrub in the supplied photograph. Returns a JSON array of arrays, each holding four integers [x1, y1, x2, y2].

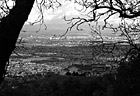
[[113, 57, 140, 96]]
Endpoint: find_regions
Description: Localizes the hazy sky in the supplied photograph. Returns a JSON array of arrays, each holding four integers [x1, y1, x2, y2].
[[27, 0, 80, 22], [21, 0, 78, 35], [21, 0, 120, 37]]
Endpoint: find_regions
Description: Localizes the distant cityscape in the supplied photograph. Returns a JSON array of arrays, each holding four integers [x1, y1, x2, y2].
[[18, 34, 140, 46], [5, 34, 139, 81]]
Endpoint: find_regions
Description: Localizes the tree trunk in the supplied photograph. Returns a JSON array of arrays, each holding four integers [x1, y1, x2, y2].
[[0, 0, 35, 83]]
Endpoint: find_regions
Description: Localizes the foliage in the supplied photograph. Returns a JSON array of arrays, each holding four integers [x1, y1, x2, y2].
[[112, 56, 140, 96], [0, 75, 115, 96]]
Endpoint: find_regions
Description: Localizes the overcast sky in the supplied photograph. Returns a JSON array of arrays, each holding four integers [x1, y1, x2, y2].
[[20, 0, 120, 37], [21, 0, 74, 35]]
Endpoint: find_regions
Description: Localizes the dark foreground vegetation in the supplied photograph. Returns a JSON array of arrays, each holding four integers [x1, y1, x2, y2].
[[0, 73, 114, 96], [0, 56, 140, 96]]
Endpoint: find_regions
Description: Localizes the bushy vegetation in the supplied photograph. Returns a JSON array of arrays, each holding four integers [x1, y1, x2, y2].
[[112, 57, 140, 96], [0, 74, 115, 96]]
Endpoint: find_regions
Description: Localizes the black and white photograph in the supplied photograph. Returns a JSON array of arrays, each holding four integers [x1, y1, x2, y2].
[[0, 0, 140, 96]]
